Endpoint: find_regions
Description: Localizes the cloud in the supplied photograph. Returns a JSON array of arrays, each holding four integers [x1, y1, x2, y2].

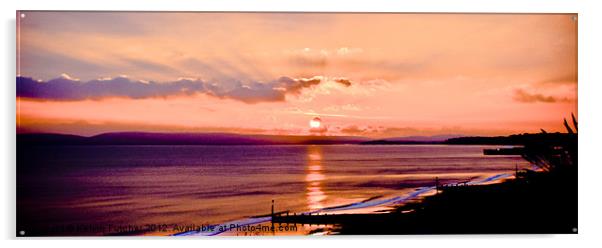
[[16, 76, 205, 100], [21, 12, 150, 36], [512, 89, 572, 103], [378, 127, 421, 137], [340, 125, 369, 135], [16, 75, 349, 104], [537, 74, 577, 85], [284, 47, 428, 81], [121, 57, 180, 75], [333, 78, 352, 87]]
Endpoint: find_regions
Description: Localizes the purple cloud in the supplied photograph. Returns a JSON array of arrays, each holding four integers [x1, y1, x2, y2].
[[16, 75, 348, 104], [513, 89, 572, 103]]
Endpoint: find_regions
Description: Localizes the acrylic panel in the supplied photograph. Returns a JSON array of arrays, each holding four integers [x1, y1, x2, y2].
[[16, 11, 578, 236]]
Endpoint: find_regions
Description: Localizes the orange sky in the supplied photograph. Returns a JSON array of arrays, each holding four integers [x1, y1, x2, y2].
[[16, 12, 577, 137]]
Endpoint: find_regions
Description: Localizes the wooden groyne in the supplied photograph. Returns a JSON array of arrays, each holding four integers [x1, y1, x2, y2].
[[272, 212, 397, 226]]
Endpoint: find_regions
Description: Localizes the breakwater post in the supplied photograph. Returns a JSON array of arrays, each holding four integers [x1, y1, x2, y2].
[[271, 199, 275, 235]]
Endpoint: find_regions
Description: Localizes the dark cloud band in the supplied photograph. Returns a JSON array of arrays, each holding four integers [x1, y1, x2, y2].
[[513, 89, 572, 103], [16, 75, 352, 103]]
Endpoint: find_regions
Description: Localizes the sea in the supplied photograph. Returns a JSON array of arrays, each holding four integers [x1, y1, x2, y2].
[[17, 144, 531, 236]]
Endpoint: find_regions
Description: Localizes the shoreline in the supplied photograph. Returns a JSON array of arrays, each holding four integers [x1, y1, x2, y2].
[[271, 164, 576, 234], [174, 172, 516, 236]]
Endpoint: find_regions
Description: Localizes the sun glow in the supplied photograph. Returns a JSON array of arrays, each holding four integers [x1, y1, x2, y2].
[[309, 117, 322, 129]]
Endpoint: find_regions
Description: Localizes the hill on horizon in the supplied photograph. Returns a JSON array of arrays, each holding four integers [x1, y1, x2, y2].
[[361, 134, 466, 144], [16, 132, 468, 146]]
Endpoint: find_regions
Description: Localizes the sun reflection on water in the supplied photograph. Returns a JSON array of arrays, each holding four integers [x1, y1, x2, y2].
[[305, 146, 326, 210]]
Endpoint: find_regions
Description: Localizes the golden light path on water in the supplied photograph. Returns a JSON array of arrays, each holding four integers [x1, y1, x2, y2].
[[306, 146, 326, 211]]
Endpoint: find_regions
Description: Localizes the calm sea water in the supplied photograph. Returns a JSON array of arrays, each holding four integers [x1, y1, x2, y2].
[[17, 144, 529, 236]]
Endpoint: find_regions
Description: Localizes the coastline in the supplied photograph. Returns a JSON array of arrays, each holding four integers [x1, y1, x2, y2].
[[174, 172, 516, 236], [271, 132, 578, 235], [337, 167, 576, 234]]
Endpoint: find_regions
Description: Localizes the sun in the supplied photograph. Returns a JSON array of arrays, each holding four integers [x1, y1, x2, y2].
[[309, 117, 322, 129]]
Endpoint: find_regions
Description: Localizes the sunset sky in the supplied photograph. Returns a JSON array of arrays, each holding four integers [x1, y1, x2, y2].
[[16, 12, 577, 137]]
